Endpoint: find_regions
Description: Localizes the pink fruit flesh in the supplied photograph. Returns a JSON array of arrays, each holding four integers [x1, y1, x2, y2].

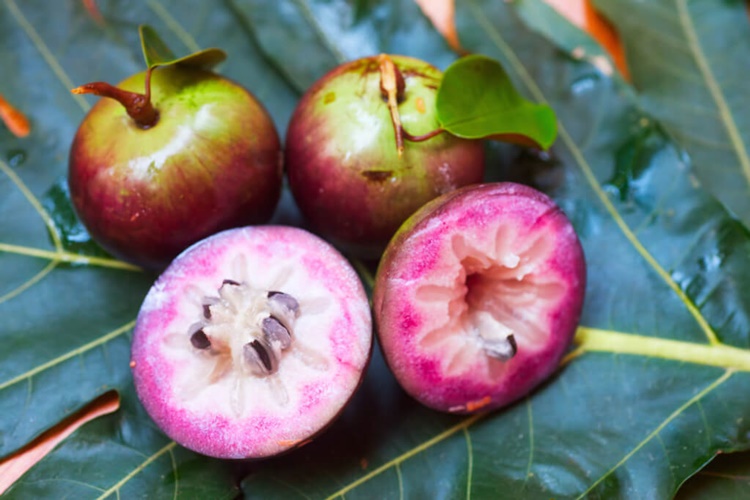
[[131, 226, 372, 459], [285, 54, 484, 258], [373, 183, 586, 413]]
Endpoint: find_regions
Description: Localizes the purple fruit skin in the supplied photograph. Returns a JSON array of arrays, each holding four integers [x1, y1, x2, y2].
[[373, 182, 586, 413], [69, 65, 282, 270], [285, 55, 485, 258]]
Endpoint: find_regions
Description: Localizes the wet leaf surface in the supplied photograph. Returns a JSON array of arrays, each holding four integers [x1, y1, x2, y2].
[[1, 0, 750, 498], [593, 0, 750, 228]]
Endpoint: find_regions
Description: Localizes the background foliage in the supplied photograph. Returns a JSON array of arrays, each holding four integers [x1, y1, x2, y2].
[[1, 0, 750, 498]]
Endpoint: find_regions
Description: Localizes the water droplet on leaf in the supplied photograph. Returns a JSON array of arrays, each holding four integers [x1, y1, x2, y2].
[[6, 149, 26, 167]]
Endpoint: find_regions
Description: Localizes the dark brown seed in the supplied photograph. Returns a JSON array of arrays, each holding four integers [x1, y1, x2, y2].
[[190, 329, 211, 349], [483, 334, 517, 361], [222, 279, 240, 287], [246, 339, 274, 373], [268, 291, 300, 316], [202, 304, 212, 319], [262, 316, 292, 349], [507, 334, 517, 352]]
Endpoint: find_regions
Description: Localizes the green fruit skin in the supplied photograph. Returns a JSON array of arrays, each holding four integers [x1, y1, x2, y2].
[[285, 55, 485, 259], [69, 65, 282, 270]]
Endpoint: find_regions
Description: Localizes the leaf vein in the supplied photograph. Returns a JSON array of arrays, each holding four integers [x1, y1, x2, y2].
[[168, 446, 179, 500], [145, 0, 201, 53], [521, 398, 535, 491], [3, 0, 89, 112], [468, 0, 719, 345], [0, 320, 136, 392], [574, 327, 750, 370], [396, 462, 404, 500], [616, 17, 692, 55], [463, 427, 473, 500], [676, 0, 750, 189], [0, 242, 142, 271], [324, 414, 484, 499], [0, 159, 62, 252], [291, 0, 346, 64], [669, 127, 735, 151], [0, 260, 58, 305], [96, 441, 177, 500], [576, 370, 734, 498], [695, 400, 712, 447]]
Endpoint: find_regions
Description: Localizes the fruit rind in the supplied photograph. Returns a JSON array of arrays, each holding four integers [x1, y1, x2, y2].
[[374, 182, 586, 413], [132, 226, 372, 459], [69, 65, 282, 270], [285, 54, 485, 258]]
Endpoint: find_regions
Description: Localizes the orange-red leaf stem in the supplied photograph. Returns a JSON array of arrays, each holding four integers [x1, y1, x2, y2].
[[0, 93, 31, 138]]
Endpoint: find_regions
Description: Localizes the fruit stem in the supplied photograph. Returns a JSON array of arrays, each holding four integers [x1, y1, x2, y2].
[[402, 127, 445, 143], [71, 67, 159, 129], [379, 54, 446, 152], [378, 54, 406, 157]]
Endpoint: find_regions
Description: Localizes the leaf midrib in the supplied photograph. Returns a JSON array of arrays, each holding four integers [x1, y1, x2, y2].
[[576, 369, 734, 498], [569, 328, 750, 371], [95, 441, 177, 500], [0, 2, 143, 274], [145, 0, 202, 53], [319, 2, 750, 496], [3, 0, 89, 112], [321, 323, 750, 497], [467, 0, 719, 346], [675, 0, 750, 188], [291, 0, 347, 65], [0, 320, 135, 392], [324, 414, 484, 499], [0, 242, 141, 271]]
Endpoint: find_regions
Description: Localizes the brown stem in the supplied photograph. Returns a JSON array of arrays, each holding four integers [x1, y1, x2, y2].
[[71, 67, 158, 128], [402, 127, 445, 143], [378, 54, 406, 157], [378, 54, 444, 152]]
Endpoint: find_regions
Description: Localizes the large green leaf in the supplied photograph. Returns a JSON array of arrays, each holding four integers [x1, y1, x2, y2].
[[230, 0, 456, 92], [591, 0, 750, 227], [4, 385, 239, 499], [0, 0, 297, 495], [3, 0, 750, 499], [236, 1, 750, 498]]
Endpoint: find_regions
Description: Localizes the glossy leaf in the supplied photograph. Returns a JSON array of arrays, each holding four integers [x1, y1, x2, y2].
[[2, 0, 750, 498], [230, 0, 456, 92], [436, 54, 557, 148], [139, 24, 226, 70], [591, 0, 750, 227], [0, 0, 297, 496], [238, 0, 750, 498], [5, 385, 239, 499]]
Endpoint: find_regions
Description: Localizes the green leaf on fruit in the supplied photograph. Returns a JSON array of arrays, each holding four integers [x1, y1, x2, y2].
[[139, 24, 225, 70], [436, 54, 558, 149]]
